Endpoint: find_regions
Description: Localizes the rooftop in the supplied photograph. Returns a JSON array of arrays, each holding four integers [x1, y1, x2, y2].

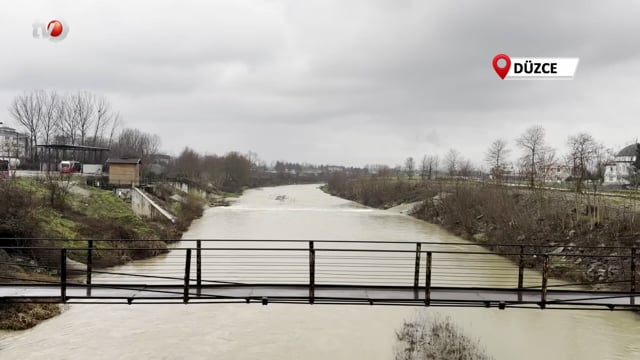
[[108, 158, 142, 164], [37, 144, 110, 151], [616, 143, 640, 157], [0, 126, 28, 136]]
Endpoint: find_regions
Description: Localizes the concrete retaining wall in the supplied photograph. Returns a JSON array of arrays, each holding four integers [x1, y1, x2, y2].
[[131, 187, 176, 223], [169, 181, 208, 200]]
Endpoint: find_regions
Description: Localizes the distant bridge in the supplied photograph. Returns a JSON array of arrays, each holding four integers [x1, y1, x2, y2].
[[1, 239, 639, 311]]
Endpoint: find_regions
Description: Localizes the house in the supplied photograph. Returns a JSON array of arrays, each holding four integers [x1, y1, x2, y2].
[[604, 143, 639, 186], [543, 163, 571, 183], [108, 158, 142, 186]]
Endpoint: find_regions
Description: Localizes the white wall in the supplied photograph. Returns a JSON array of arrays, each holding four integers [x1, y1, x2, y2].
[[131, 188, 176, 222]]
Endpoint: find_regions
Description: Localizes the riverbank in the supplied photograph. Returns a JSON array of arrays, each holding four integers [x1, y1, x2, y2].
[[0, 177, 209, 330], [3, 183, 639, 360], [324, 178, 640, 291]]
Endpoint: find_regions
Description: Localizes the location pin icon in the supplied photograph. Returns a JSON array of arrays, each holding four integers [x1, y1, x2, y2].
[[492, 54, 511, 80]]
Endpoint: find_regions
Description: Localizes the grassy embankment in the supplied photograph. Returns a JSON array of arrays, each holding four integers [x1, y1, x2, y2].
[[0, 176, 207, 330], [325, 176, 640, 291]]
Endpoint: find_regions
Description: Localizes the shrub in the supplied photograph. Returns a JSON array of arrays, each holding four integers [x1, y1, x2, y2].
[[0, 303, 61, 330], [0, 180, 39, 239], [394, 314, 492, 360], [175, 194, 205, 231]]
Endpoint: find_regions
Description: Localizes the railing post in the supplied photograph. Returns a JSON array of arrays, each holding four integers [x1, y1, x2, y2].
[[631, 248, 636, 305], [517, 245, 525, 289], [183, 249, 191, 303], [541, 254, 549, 309], [196, 240, 202, 297], [413, 243, 421, 289], [60, 248, 67, 302], [86, 240, 93, 296], [425, 251, 432, 305], [309, 241, 315, 304]]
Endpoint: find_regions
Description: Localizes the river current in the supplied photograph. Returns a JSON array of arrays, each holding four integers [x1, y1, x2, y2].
[[1, 184, 640, 359]]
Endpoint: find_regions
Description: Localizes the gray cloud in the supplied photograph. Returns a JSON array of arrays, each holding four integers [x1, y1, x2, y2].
[[1, 0, 640, 166]]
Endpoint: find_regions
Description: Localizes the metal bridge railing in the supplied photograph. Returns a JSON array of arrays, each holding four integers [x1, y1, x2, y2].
[[0, 239, 638, 308]]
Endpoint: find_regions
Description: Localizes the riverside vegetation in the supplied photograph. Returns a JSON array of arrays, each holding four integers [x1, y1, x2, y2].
[[0, 175, 207, 330], [326, 175, 640, 292], [394, 314, 492, 360]]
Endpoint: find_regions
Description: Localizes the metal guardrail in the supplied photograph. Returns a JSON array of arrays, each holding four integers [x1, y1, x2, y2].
[[0, 239, 638, 309]]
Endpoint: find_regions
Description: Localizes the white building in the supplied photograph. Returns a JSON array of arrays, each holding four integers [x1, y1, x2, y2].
[[543, 163, 571, 183], [0, 125, 29, 161], [604, 143, 639, 186]]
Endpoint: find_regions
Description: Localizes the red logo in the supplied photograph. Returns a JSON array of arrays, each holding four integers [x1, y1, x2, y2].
[[33, 19, 68, 41], [492, 54, 511, 80], [47, 20, 64, 37]]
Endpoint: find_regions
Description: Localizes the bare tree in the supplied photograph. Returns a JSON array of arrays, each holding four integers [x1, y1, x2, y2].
[[405, 157, 415, 179], [485, 139, 510, 182], [444, 149, 460, 177], [57, 97, 80, 145], [516, 125, 547, 187], [71, 91, 96, 146], [173, 147, 202, 180], [536, 148, 557, 183], [420, 155, 429, 180], [393, 165, 402, 181], [245, 151, 261, 171], [593, 143, 614, 183], [567, 133, 598, 192], [458, 159, 474, 178], [422, 155, 439, 180], [431, 155, 438, 179], [39, 91, 59, 146], [112, 128, 160, 161], [201, 154, 227, 189], [107, 113, 122, 148], [92, 96, 114, 146], [9, 91, 43, 159]]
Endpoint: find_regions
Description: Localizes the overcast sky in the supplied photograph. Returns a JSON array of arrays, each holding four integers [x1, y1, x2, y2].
[[1, 0, 640, 167]]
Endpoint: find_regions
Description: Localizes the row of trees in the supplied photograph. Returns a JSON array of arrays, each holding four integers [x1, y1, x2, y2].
[[9, 90, 121, 156], [486, 126, 615, 191], [395, 125, 630, 192], [8, 90, 161, 165], [400, 151, 478, 181], [164, 147, 253, 192]]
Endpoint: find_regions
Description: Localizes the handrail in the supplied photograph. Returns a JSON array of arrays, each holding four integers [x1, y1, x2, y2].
[[1, 237, 636, 250], [1, 240, 637, 310]]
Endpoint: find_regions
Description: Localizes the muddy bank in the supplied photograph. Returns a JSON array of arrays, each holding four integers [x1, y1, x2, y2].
[[325, 179, 640, 291], [0, 178, 209, 330]]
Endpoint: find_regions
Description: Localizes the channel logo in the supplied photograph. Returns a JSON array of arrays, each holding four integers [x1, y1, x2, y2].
[[492, 54, 579, 80], [32, 19, 69, 42]]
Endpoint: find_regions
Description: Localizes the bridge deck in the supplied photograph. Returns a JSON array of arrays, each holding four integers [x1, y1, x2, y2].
[[3, 239, 640, 310], [1, 284, 638, 309]]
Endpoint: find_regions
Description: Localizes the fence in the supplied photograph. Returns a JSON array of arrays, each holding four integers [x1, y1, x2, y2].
[[1, 239, 639, 308]]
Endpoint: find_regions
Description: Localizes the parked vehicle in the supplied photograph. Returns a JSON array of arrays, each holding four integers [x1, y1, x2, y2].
[[59, 160, 82, 174]]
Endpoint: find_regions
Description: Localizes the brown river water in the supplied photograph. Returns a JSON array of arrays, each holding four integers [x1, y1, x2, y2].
[[1, 184, 640, 359]]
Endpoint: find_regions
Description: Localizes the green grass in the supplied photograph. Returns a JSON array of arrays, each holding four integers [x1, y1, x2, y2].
[[35, 210, 81, 240], [73, 186, 153, 235], [13, 178, 48, 198]]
